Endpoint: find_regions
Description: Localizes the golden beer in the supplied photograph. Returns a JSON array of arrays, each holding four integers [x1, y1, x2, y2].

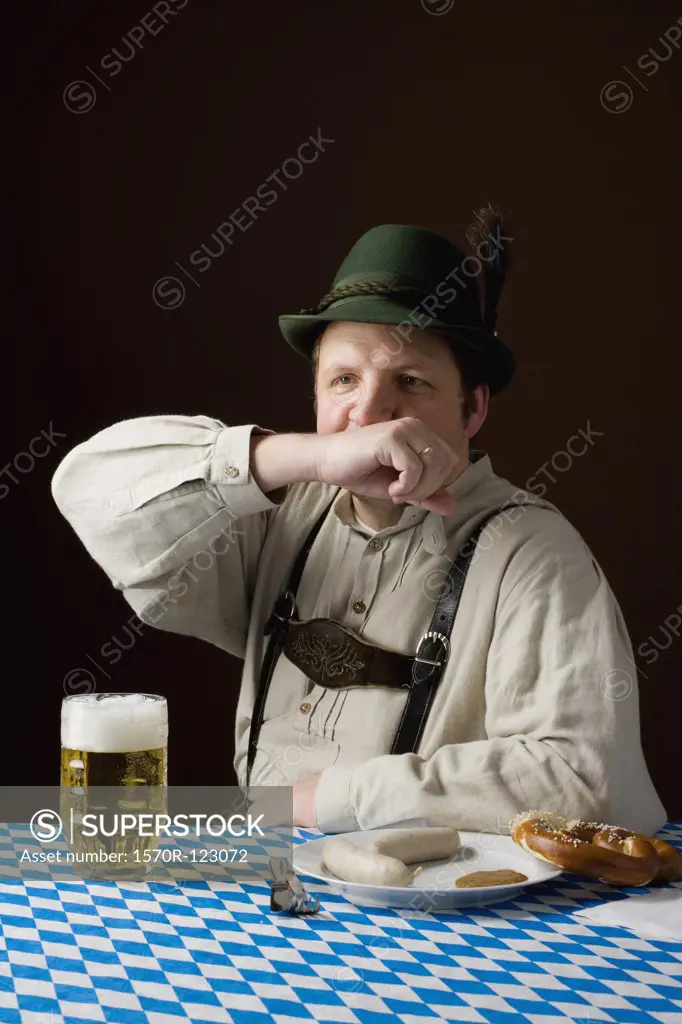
[[60, 747, 167, 787], [60, 693, 168, 878]]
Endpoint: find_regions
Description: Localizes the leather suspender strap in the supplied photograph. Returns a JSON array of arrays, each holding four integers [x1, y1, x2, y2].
[[246, 492, 340, 787], [390, 503, 538, 756]]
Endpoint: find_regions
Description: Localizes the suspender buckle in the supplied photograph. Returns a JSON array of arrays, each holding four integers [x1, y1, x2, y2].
[[264, 590, 297, 636], [412, 631, 450, 681]]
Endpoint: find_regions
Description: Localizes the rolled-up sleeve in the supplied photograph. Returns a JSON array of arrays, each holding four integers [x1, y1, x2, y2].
[[52, 415, 283, 659]]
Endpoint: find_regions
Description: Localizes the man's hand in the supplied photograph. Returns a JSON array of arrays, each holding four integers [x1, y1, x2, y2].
[[315, 417, 458, 515], [293, 774, 322, 827]]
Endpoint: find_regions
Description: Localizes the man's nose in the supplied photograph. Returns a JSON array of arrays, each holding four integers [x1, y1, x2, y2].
[[348, 380, 397, 426]]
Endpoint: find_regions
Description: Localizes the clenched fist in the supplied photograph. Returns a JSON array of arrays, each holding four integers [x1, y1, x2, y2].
[[315, 417, 459, 515]]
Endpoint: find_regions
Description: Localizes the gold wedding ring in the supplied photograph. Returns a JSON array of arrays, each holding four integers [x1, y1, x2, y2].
[[417, 445, 434, 459]]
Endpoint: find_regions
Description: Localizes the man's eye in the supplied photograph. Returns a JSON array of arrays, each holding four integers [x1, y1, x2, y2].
[[329, 374, 427, 387]]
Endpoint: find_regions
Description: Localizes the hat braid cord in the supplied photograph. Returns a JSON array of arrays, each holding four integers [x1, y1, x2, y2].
[[298, 281, 426, 316]]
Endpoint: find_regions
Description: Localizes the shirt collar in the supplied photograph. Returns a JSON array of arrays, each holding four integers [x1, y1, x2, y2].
[[422, 449, 492, 553]]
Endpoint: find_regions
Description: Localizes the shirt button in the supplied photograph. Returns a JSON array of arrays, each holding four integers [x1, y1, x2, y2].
[[352, 601, 366, 614], [299, 702, 311, 714], [224, 465, 240, 478], [368, 538, 384, 551]]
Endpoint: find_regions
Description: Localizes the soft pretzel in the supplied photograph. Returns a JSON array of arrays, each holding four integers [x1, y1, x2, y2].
[[510, 811, 682, 887], [647, 837, 682, 882]]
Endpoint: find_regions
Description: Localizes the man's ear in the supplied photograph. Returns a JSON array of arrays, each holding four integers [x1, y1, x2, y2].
[[465, 383, 490, 438]]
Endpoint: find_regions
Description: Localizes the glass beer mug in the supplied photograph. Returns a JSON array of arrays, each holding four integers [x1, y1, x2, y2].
[[60, 693, 168, 878]]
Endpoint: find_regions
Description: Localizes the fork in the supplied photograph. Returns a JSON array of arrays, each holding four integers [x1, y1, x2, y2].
[[269, 857, 320, 914], [285, 865, 321, 914]]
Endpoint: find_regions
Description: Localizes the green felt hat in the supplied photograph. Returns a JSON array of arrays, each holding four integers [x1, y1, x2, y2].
[[278, 223, 515, 394]]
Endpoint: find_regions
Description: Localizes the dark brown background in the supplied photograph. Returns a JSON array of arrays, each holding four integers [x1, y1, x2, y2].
[[6, 0, 681, 816]]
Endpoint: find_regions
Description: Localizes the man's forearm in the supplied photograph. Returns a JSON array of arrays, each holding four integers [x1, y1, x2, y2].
[[250, 432, 325, 493], [314, 737, 609, 835]]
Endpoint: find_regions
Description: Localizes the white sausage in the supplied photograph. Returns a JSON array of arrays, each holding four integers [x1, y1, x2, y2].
[[322, 836, 417, 887], [372, 827, 461, 864]]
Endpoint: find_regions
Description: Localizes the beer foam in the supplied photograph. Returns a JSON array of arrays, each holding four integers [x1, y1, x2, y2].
[[61, 693, 168, 753]]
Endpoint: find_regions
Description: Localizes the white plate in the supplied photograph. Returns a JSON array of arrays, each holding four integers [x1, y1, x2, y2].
[[293, 829, 562, 911]]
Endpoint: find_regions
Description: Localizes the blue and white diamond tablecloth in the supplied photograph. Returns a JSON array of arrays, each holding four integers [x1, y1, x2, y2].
[[1, 824, 681, 1024]]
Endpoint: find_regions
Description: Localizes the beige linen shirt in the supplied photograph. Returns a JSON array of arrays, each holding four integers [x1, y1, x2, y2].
[[51, 415, 667, 835]]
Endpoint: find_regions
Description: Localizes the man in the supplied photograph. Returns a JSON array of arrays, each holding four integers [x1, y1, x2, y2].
[[52, 216, 666, 835]]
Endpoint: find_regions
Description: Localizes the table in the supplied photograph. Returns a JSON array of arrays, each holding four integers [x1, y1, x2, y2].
[[1, 824, 681, 1024]]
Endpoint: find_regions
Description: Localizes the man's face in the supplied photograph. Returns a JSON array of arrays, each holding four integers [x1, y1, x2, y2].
[[314, 321, 489, 462]]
